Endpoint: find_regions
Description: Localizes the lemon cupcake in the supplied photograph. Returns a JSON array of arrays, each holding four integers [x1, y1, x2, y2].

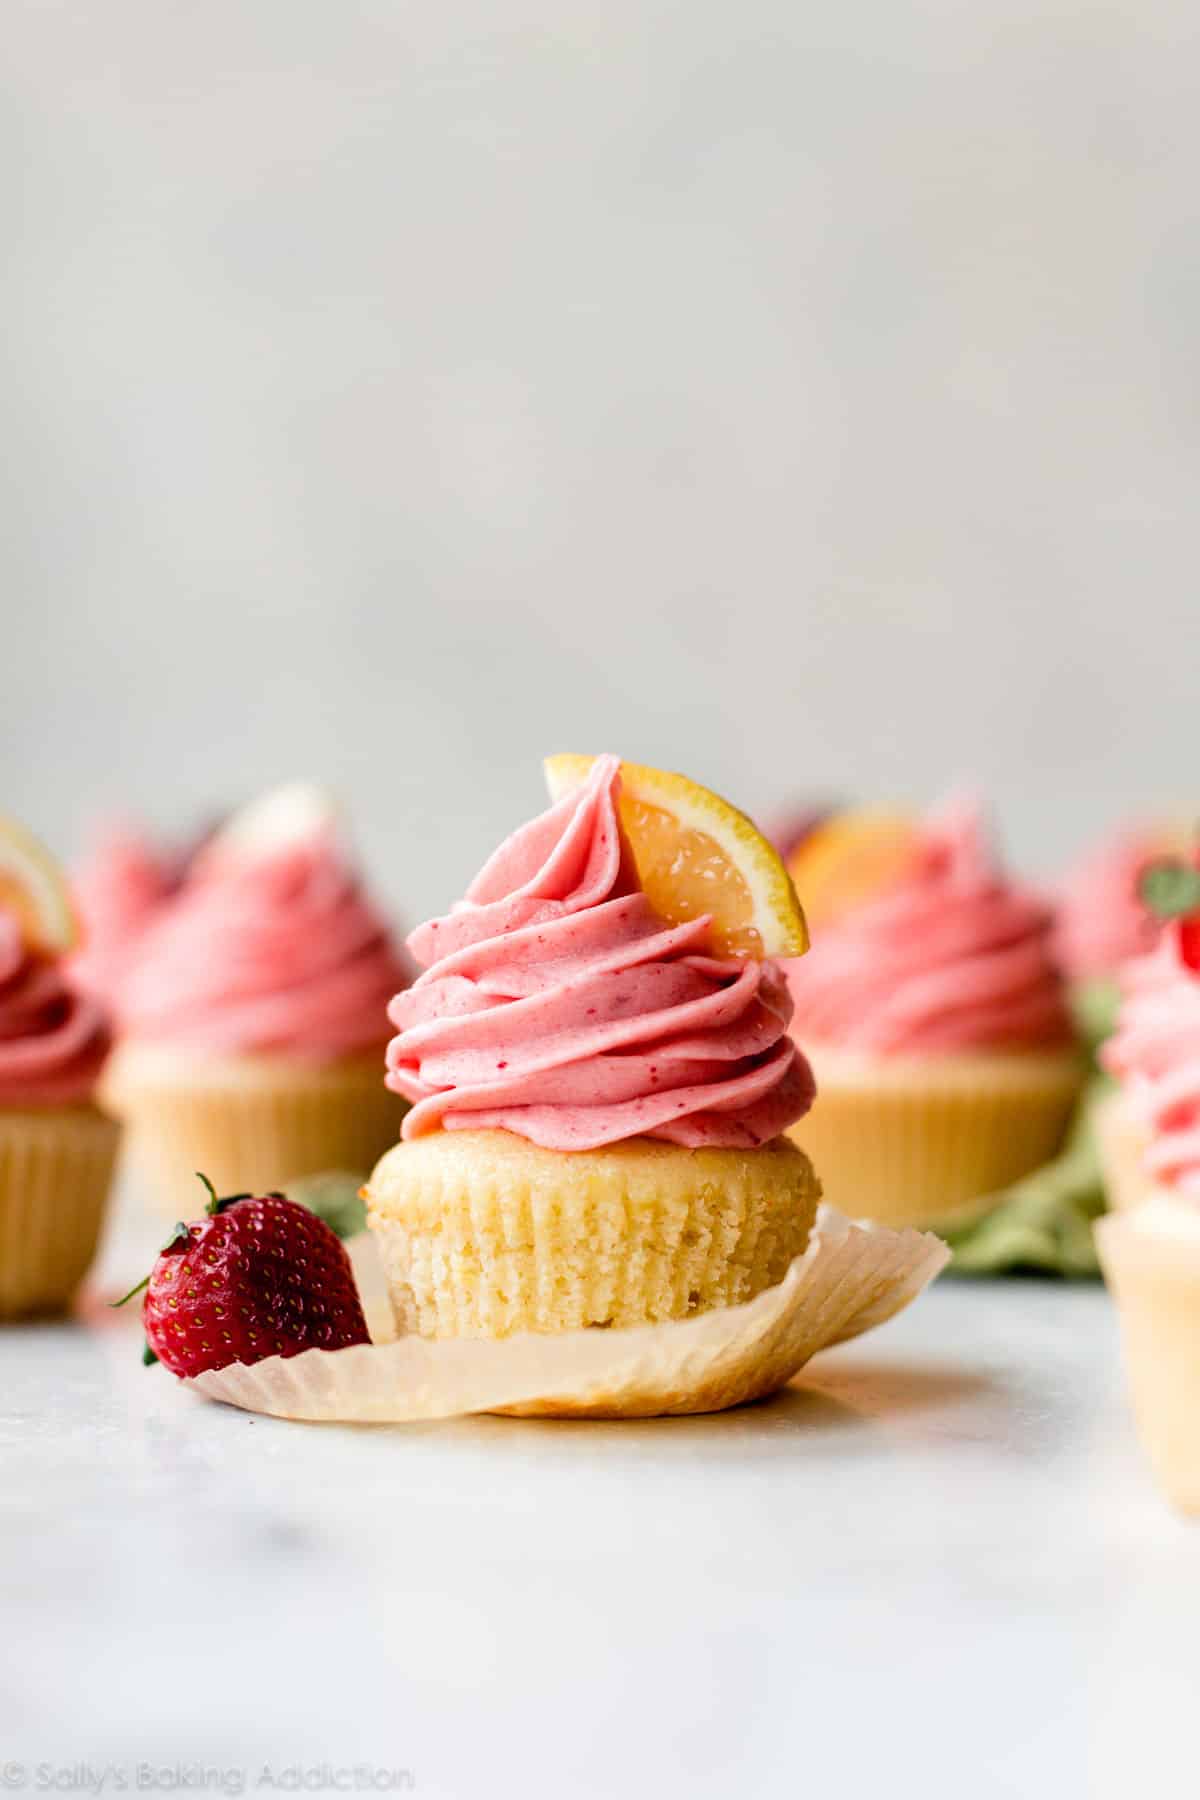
[[1095, 916, 1200, 1511], [366, 754, 821, 1340], [103, 785, 410, 1208], [783, 801, 1082, 1230], [0, 815, 119, 1317]]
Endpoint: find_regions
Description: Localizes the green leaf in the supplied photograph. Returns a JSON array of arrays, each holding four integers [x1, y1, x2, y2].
[[1138, 859, 1200, 920], [935, 1077, 1113, 1278]]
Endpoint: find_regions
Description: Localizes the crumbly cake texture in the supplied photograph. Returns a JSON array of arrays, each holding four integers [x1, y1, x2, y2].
[[1097, 1198, 1200, 1515], [0, 1105, 120, 1317], [103, 1043, 406, 1212], [365, 1129, 821, 1340], [788, 1045, 1083, 1230]]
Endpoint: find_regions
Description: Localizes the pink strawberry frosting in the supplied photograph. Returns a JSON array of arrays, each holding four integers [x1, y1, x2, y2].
[[1102, 930, 1200, 1192], [386, 756, 814, 1150], [120, 831, 409, 1061], [1053, 827, 1165, 983], [69, 822, 180, 1012], [0, 913, 111, 1105], [784, 799, 1071, 1054]]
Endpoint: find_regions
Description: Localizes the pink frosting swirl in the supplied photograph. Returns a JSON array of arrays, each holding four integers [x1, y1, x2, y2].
[[784, 800, 1071, 1054], [0, 913, 111, 1105], [121, 832, 409, 1061], [1102, 929, 1200, 1192], [69, 822, 180, 1014], [1053, 827, 1165, 982], [386, 756, 814, 1150]]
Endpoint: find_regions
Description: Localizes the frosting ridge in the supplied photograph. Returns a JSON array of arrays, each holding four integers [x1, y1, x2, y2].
[[784, 799, 1071, 1054], [69, 821, 180, 1012], [1103, 929, 1200, 1193], [386, 756, 814, 1149], [0, 913, 111, 1105], [121, 830, 408, 1060]]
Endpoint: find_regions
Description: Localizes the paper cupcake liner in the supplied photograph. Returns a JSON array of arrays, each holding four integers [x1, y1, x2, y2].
[[1093, 1088, 1156, 1214], [0, 1106, 121, 1318], [1097, 1198, 1200, 1515], [105, 1047, 406, 1213], [367, 1131, 821, 1339], [188, 1204, 949, 1421], [789, 1049, 1083, 1230]]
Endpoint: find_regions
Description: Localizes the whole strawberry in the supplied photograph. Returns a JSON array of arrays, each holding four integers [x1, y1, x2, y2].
[[118, 1174, 370, 1377]]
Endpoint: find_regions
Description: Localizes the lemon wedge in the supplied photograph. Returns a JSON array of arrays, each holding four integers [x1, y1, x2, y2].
[[0, 814, 77, 956], [544, 755, 808, 960], [785, 809, 920, 930]]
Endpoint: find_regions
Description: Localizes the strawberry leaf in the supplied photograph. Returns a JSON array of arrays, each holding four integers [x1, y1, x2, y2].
[[1138, 859, 1200, 920]]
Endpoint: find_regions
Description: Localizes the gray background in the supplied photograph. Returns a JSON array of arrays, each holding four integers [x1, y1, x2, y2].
[[4, 0, 1196, 924]]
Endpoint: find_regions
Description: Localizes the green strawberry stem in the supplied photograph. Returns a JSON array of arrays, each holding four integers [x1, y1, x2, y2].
[[196, 1170, 220, 1214]]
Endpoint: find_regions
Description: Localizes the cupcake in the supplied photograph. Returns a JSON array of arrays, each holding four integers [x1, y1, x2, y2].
[[1095, 918, 1200, 1512], [103, 786, 411, 1207], [0, 815, 119, 1317], [783, 800, 1082, 1230], [366, 754, 821, 1341]]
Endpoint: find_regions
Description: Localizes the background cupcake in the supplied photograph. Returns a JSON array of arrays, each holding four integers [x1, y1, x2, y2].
[[1053, 820, 1189, 1055], [368, 754, 821, 1341], [0, 815, 119, 1317], [1095, 915, 1200, 1511], [783, 798, 1081, 1231], [103, 784, 411, 1208], [67, 817, 209, 1015]]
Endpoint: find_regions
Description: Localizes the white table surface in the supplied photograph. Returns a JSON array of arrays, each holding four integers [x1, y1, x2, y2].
[[4, 1184, 1198, 1800]]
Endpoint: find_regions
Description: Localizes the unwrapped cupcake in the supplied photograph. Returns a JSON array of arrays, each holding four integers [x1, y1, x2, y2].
[[0, 815, 119, 1317], [103, 785, 411, 1207], [783, 800, 1082, 1230], [1096, 908, 1200, 1513], [367, 753, 822, 1342]]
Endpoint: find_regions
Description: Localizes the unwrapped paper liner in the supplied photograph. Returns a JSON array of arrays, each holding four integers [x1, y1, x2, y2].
[[188, 1204, 948, 1421]]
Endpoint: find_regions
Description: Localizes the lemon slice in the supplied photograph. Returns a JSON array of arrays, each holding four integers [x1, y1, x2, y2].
[[0, 814, 77, 955], [544, 755, 808, 960], [785, 808, 920, 930]]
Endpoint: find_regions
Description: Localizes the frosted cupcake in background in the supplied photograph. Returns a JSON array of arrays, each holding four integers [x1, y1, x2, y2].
[[1053, 821, 1189, 1055], [782, 800, 1082, 1231], [68, 818, 210, 1016], [1095, 904, 1200, 1513], [1094, 855, 1200, 1215], [102, 785, 411, 1209], [0, 815, 119, 1317]]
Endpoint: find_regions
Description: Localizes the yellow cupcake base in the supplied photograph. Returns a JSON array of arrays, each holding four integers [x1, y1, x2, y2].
[[1097, 1195, 1200, 1515], [365, 1129, 821, 1340], [0, 1105, 120, 1318], [788, 1045, 1083, 1230], [103, 1043, 406, 1212]]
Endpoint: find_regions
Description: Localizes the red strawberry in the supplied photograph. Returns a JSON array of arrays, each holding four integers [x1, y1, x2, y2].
[[116, 1174, 370, 1377], [1180, 915, 1200, 973]]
